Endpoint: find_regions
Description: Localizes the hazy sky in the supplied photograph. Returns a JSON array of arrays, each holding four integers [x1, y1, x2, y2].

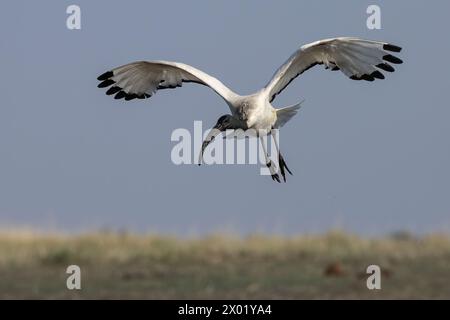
[[0, 1, 449, 235]]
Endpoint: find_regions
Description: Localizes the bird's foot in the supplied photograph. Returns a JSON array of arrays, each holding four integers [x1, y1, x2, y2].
[[266, 161, 281, 183], [278, 152, 293, 182], [271, 173, 281, 183]]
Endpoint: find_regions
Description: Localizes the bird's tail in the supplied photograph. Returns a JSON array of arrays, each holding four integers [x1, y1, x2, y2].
[[274, 100, 304, 128]]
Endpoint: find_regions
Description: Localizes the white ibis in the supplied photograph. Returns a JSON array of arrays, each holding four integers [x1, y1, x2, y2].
[[97, 37, 403, 182]]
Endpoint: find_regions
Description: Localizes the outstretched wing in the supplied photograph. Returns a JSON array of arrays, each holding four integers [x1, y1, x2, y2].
[[264, 37, 403, 102], [97, 60, 238, 106]]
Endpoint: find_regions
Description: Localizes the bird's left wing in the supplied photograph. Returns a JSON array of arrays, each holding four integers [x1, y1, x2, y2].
[[264, 37, 403, 102], [97, 60, 238, 106]]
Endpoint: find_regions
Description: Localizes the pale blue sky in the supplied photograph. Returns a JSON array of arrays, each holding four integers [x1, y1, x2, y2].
[[0, 1, 449, 235]]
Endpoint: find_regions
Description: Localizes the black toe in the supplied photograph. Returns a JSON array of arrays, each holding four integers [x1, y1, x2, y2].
[[271, 174, 281, 183]]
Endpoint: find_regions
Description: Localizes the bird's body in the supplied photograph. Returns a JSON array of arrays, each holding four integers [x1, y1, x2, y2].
[[232, 94, 276, 131], [97, 37, 403, 182]]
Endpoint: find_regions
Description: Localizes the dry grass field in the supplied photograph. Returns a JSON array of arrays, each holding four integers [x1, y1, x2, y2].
[[0, 230, 449, 299]]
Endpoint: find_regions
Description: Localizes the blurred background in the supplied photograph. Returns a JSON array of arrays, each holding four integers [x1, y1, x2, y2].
[[0, 1, 449, 299]]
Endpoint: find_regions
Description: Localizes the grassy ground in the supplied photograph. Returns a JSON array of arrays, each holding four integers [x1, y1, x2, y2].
[[0, 230, 449, 299]]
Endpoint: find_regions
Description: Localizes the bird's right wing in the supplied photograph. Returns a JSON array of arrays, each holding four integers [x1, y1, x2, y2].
[[264, 37, 403, 103], [97, 61, 238, 107]]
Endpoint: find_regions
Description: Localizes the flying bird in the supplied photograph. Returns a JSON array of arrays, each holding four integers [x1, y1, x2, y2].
[[97, 37, 403, 182]]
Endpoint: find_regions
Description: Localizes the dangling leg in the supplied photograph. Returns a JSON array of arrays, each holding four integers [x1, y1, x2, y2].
[[272, 131, 292, 182], [260, 136, 280, 183]]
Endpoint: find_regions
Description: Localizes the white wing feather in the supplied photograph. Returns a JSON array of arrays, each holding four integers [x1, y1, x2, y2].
[[97, 61, 238, 107], [264, 37, 403, 102]]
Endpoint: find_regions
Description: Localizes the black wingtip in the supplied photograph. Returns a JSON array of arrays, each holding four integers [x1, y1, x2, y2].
[[361, 74, 375, 82], [125, 94, 138, 101], [97, 79, 115, 88], [114, 91, 126, 100], [97, 71, 113, 81], [376, 63, 395, 73], [383, 44, 402, 53], [106, 86, 122, 95], [383, 54, 403, 65], [371, 70, 385, 80], [351, 74, 375, 82]]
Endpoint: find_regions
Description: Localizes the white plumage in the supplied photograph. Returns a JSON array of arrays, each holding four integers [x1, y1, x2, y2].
[[98, 37, 403, 182]]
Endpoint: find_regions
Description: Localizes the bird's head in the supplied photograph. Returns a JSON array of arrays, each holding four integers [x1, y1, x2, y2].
[[213, 114, 236, 131], [198, 115, 239, 165]]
